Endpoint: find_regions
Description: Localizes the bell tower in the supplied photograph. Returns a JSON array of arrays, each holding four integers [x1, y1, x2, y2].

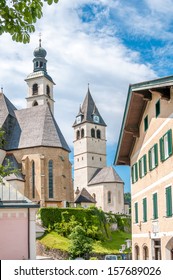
[[25, 38, 55, 114], [73, 87, 107, 191]]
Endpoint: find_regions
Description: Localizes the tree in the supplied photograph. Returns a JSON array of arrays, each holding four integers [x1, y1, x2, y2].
[[0, 0, 59, 43], [69, 225, 93, 260], [0, 128, 19, 183]]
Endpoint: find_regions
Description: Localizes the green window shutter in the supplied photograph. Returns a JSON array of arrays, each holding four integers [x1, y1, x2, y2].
[[166, 186, 172, 217], [135, 163, 138, 182], [154, 143, 158, 166], [131, 166, 134, 184], [159, 137, 164, 162], [143, 198, 147, 222], [168, 129, 173, 156], [139, 159, 142, 178], [148, 149, 152, 171], [135, 202, 138, 223], [144, 154, 147, 175], [153, 193, 158, 219]]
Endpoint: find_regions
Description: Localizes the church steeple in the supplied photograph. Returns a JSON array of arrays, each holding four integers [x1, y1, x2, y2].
[[25, 39, 55, 114], [33, 37, 47, 73]]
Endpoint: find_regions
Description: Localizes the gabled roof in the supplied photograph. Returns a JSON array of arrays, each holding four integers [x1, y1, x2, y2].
[[0, 96, 70, 152], [74, 188, 96, 203], [73, 88, 106, 127], [88, 166, 124, 185], [114, 75, 173, 165], [0, 93, 17, 126]]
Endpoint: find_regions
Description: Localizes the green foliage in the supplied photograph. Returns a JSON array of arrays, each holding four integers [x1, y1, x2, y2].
[[0, 0, 59, 43], [39, 207, 109, 241], [0, 128, 19, 183], [69, 225, 93, 259]]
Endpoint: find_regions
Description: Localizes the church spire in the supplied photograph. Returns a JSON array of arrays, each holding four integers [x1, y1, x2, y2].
[[33, 37, 47, 73]]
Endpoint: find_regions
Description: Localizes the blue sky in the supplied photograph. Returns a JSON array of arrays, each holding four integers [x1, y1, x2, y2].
[[1, 0, 173, 192]]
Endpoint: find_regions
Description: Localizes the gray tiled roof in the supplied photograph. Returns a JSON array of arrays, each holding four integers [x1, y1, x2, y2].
[[0, 93, 70, 152], [0, 93, 17, 127], [74, 188, 96, 203], [88, 166, 124, 185], [2, 154, 24, 181], [73, 89, 106, 126]]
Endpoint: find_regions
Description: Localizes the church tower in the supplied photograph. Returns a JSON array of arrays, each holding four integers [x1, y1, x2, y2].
[[25, 38, 55, 114], [73, 87, 107, 191]]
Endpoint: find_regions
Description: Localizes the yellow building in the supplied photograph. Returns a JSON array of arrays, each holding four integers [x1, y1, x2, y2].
[[115, 76, 173, 260], [0, 40, 74, 207]]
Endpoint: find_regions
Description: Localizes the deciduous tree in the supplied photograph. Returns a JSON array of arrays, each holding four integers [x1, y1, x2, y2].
[[0, 0, 59, 43]]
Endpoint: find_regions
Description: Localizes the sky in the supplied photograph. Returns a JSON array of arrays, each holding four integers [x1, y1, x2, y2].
[[1, 0, 173, 192]]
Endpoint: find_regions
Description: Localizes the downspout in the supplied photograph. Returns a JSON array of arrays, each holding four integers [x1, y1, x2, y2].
[[28, 208, 30, 259]]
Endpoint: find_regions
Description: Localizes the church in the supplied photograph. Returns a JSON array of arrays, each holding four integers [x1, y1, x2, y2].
[[0, 40, 125, 213], [73, 88, 125, 213], [0, 39, 74, 207]]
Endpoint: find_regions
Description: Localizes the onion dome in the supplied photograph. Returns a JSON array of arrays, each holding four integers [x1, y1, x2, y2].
[[33, 38, 47, 58]]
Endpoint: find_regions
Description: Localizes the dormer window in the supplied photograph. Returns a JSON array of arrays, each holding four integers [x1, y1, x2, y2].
[[33, 83, 38, 95], [93, 115, 99, 123], [76, 115, 82, 124]]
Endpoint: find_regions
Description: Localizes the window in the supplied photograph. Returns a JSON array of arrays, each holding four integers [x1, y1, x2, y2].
[[32, 161, 35, 198], [143, 198, 147, 222], [33, 83, 38, 95], [33, 100, 38, 106], [134, 245, 140, 260], [166, 186, 172, 217], [148, 144, 158, 170], [97, 129, 101, 139], [153, 193, 158, 220], [76, 130, 80, 140], [91, 128, 95, 138], [132, 163, 138, 183], [81, 129, 85, 138], [48, 160, 53, 198], [144, 115, 148, 131], [135, 202, 138, 223], [139, 155, 147, 178], [40, 61, 43, 68], [155, 100, 160, 118], [143, 245, 149, 260], [160, 130, 172, 162], [108, 191, 111, 203], [46, 85, 50, 97]]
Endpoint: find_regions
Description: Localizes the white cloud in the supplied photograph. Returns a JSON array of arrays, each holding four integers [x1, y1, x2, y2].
[[0, 0, 157, 152]]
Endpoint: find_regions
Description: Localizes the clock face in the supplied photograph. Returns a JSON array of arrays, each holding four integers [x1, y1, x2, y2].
[[93, 115, 99, 123], [76, 116, 81, 124]]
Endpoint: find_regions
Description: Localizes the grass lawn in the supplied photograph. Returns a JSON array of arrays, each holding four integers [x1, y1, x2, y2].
[[38, 230, 131, 254], [93, 230, 131, 254]]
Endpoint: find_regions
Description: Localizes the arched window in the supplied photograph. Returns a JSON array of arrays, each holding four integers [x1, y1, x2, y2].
[[33, 83, 38, 95], [108, 191, 111, 203], [40, 61, 43, 68], [134, 245, 140, 260], [46, 85, 50, 97], [48, 160, 53, 198], [143, 245, 149, 260], [93, 193, 96, 201], [91, 128, 95, 138], [32, 161, 35, 198], [76, 130, 80, 140], [97, 129, 101, 139], [33, 100, 38, 106], [81, 129, 85, 138]]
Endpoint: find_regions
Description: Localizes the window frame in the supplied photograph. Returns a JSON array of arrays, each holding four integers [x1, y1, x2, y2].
[[139, 154, 147, 178], [144, 115, 148, 132], [160, 129, 173, 162], [155, 100, 160, 118], [148, 143, 158, 171], [132, 163, 138, 184]]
